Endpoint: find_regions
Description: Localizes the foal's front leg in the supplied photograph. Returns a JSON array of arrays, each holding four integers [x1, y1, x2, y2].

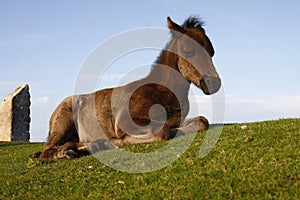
[[170, 116, 209, 138], [110, 117, 208, 146], [110, 126, 171, 147]]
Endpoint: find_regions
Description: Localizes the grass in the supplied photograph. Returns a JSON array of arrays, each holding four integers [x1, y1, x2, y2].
[[0, 118, 299, 199]]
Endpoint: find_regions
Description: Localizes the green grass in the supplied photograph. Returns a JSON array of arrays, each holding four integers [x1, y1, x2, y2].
[[0, 119, 299, 199]]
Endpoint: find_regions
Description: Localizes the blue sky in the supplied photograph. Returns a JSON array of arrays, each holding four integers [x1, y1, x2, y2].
[[0, 1, 300, 141]]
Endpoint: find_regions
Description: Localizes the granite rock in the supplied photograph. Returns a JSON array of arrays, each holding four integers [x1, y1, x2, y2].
[[0, 84, 30, 141]]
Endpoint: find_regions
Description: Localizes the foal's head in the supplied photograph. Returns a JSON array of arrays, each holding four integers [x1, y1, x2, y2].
[[168, 16, 221, 95]]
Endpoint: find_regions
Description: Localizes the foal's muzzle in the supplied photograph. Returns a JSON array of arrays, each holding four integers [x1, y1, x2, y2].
[[200, 75, 221, 95]]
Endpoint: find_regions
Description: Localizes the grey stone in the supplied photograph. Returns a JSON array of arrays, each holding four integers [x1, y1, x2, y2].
[[0, 84, 30, 142]]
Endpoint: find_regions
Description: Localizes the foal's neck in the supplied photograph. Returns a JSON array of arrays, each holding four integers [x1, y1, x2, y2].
[[155, 40, 179, 71], [147, 40, 190, 93]]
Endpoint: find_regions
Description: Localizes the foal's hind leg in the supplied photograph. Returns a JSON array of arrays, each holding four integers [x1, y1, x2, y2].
[[40, 96, 79, 160], [40, 142, 78, 160]]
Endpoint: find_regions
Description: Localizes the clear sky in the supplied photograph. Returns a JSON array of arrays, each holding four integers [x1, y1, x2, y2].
[[1, 1, 300, 141]]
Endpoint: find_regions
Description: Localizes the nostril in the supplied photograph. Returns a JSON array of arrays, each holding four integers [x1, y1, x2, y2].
[[206, 78, 212, 86], [202, 74, 209, 80], [201, 75, 212, 86], [200, 76, 221, 95]]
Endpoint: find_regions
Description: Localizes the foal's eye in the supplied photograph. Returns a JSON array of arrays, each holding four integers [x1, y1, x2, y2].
[[184, 50, 195, 57]]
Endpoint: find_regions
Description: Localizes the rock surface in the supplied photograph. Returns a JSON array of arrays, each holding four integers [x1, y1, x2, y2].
[[0, 84, 30, 141]]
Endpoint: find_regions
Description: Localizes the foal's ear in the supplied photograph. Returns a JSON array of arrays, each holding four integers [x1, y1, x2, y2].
[[167, 16, 185, 37]]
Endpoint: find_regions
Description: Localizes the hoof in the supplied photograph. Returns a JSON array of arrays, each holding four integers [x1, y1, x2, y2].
[[32, 152, 42, 159], [63, 149, 77, 159], [198, 116, 209, 131]]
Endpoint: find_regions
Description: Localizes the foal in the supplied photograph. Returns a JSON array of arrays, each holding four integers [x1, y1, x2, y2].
[[40, 16, 221, 160]]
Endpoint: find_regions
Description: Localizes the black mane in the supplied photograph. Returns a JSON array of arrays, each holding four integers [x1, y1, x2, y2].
[[154, 16, 206, 65], [182, 16, 205, 32]]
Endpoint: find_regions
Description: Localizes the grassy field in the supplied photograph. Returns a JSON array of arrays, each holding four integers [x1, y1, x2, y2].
[[0, 119, 299, 199]]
